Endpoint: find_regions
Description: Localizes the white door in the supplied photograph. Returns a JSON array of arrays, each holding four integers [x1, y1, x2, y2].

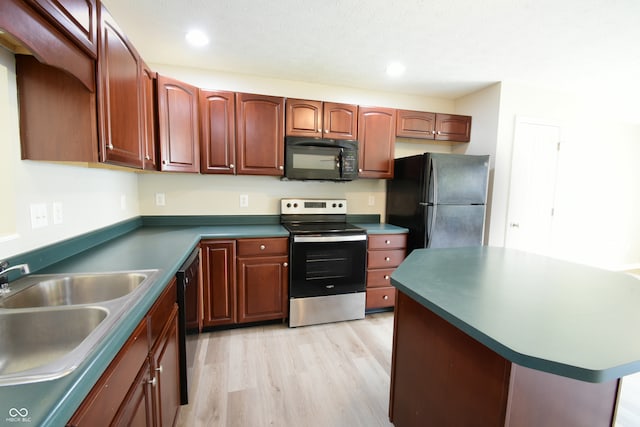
[[505, 117, 561, 255]]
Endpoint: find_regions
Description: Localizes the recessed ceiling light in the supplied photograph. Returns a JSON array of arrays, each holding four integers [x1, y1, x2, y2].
[[386, 62, 406, 77], [185, 29, 209, 47]]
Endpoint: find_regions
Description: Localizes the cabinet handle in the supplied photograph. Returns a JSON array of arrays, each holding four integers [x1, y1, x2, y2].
[[384, 275, 390, 280], [155, 365, 163, 374], [383, 295, 389, 300], [107, 143, 114, 150], [283, 262, 288, 267], [385, 257, 391, 262], [260, 245, 266, 250], [148, 377, 157, 387]]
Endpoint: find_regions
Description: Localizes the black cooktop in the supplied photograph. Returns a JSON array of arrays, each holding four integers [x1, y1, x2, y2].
[[283, 222, 364, 234]]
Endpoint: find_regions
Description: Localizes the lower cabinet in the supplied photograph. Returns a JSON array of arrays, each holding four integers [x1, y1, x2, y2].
[[366, 233, 407, 310], [68, 279, 180, 427], [201, 237, 289, 327]]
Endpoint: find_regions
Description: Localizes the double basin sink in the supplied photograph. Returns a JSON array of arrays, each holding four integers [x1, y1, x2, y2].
[[0, 269, 160, 386]]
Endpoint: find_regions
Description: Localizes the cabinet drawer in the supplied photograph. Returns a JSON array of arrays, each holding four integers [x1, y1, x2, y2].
[[147, 278, 176, 349], [368, 233, 407, 250], [367, 268, 396, 288], [237, 237, 288, 256], [366, 287, 396, 309], [368, 249, 405, 269]]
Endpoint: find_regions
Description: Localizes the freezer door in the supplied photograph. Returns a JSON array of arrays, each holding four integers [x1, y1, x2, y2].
[[426, 205, 485, 248], [427, 154, 489, 205]]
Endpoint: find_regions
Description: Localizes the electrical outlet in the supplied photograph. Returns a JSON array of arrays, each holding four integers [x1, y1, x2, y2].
[[30, 203, 48, 229], [53, 202, 63, 224], [239, 194, 249, 208], [368, 195, 375, 206], [155, 193, 166, 206]]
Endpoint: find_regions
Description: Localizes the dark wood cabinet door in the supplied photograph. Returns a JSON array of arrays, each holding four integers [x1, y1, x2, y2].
[[200, 89, 236, 174], [202, 241, 237, 327], [26, 0, 98, 57], [112, 359, 152, 427], [396, 110, 436, 139], [237, 255, 288, 323], [157, 75, 200, 172], [323, 102, 358, 139], [151, 305, 180, 427], [235, 93, 285, 176], [285, 98, 322, 137], [98, 6, 144, 168], [435, 114, 471, 142], [141, 63, 158, 170], [357, 106, 396, 179]]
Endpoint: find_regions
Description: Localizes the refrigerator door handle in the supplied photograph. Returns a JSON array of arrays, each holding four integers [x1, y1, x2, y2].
[[431, 157, 439, 204], [427, 204, 437, 248], [418, 202, 432, 206]]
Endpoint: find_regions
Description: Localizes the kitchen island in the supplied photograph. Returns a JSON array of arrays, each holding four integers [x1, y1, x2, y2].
[[389, 247, 640, 427]]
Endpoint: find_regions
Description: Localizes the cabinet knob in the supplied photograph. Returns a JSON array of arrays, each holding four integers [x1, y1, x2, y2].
[[317, 128, 322, 132], [260, 245, 266, 250], [148, 377, 157, 387], [385, 257, 391, 262], [155, 365, 163, 374], [384, 275, 390, 280], [279, 165, 284, 170], [107, 143, 114, 150], [385, 240, 391, 245], [437, 131, 441, 135], [230, 164, 235, 169], [383, 295, 389, 300], [324, 129, 328, 133], [358, 168, 363, 172], [432, 130, 436, 135], [145, 155, 151, 160], [283, 262, 288, 267]]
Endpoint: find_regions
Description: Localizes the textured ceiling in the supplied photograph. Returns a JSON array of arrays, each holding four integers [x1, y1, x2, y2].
[[101, 0, 640, 100]]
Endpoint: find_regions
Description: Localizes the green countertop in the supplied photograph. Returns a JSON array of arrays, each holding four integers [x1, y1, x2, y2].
[[391, 246, 640, 383], [0, 221, 406, 427]]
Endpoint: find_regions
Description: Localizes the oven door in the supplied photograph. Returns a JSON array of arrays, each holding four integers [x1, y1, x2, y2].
[[289, 233, 367, 298]]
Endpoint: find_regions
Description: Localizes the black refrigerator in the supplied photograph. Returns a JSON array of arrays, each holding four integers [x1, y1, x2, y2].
[[386, 153, 490, 253]]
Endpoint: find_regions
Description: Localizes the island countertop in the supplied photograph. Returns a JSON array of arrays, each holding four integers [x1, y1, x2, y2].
[[390, 246, 640, 383]]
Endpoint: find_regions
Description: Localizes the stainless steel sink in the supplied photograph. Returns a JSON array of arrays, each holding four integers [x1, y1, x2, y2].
[[0, 269, 160, 386], [0, 271, 151, 308], [0, 307, 107, 378]]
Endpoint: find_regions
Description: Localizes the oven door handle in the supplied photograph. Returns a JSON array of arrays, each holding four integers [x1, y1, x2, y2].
[[293, 234, 367, 243]]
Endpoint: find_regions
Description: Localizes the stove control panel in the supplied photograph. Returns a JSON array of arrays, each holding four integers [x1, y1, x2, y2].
[[281, 198, 347, 215]]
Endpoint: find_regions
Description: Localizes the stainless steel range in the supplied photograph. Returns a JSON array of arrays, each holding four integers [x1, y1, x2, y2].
[[281, 198, 367, 327]]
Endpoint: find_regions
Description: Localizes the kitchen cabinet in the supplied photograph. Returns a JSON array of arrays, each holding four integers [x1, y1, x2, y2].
[[199, 89, 236, 174], [97, 5, 145, 168], [141, 63, 158, 170], [68, 279, 180, 427], [236, 238, 289, 323], [0, 0, 96, 91], [201, 240, 237, 327], [366, 233, 407, 310], [357, 106, 396, 179], [285, 99, 358, 139], [25, 0, 98, 57], [157, 75, 200, 173], [396, 110, 471, 143], [235, 93, 285, 176]]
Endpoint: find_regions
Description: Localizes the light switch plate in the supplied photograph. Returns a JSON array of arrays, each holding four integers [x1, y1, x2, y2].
[[30, 203, 48, 229], [155, 193, 166, 206], [239, 194, 249, 208]]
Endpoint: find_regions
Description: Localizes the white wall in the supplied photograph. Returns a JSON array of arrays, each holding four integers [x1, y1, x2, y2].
[[0, 48, 140, 260], [489, 81, 640, 269]]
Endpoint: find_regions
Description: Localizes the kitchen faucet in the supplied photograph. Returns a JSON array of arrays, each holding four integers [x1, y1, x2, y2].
[[0, 261, 30, 294]]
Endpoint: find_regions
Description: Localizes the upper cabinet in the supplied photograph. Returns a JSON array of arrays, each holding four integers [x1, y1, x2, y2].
[[200, 89, 236, 174], [358, 106, 396, 179], [235, 93, 285, 176], [25, 0, 98, 57], [97, 5, 145, 168], [157, 75, 200, 173], [397, 110, 471, 143], [286, 99, 358, 140]]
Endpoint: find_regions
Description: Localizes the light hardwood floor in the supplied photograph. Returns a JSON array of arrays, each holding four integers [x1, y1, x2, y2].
[[176, 311, 640, 427], [176, 312, 395, 427]]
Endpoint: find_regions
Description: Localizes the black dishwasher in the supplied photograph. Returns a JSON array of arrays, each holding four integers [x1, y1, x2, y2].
[[176, 247, 200, 405]]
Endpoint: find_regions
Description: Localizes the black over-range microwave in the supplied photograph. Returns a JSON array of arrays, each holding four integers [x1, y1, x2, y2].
[[284, 137, 359, 181]]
